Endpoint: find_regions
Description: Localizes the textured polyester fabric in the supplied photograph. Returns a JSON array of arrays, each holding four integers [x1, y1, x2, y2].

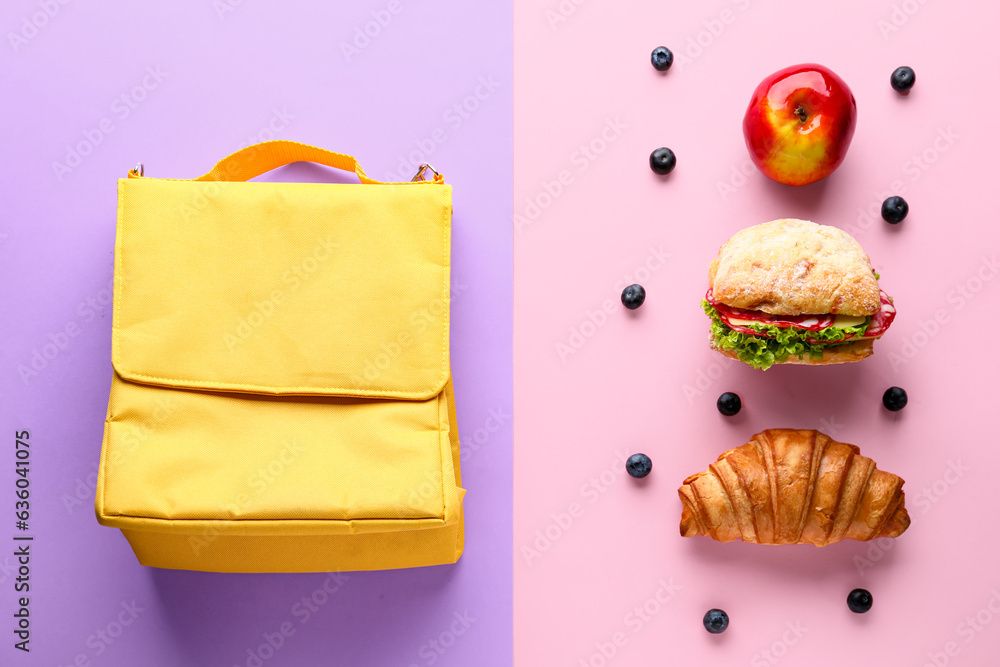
[[94, 141, 464, 573]]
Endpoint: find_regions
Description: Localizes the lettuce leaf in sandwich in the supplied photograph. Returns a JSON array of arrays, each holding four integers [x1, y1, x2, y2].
[[702, 300, 870, 371]]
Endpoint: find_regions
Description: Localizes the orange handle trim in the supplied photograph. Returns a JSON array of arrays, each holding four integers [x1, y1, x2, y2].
[[128, 140, 444, 184]]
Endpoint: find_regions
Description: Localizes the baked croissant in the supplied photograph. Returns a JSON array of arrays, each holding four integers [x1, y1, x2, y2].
[[678, 429, 910, 546]]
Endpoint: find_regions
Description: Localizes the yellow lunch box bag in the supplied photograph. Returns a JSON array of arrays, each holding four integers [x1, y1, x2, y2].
[[95, 140, 465, 573]]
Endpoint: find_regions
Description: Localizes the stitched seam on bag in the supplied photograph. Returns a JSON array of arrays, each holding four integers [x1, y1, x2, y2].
[[111, 180, 124, 387], [453, 385, 463, 558], [106, 373, 445, 399], [453, 424, 462, 558], [439, 389, 448, 522], [105, 181, 127, 519], [100, 513, 446, 524], [136, 176, 440, 184], [98, 421, 110, 519], [100, 422, 108, 518], [112, 182, 451, 398], [436, 188, 451, 400], [446, 389, 461, 558]]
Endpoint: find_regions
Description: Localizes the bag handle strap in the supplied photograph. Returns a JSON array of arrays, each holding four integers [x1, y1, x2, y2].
[[127, 140, 443, 184]]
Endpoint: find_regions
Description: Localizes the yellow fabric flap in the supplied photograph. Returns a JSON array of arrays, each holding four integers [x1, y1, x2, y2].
[[95, 374, 464, 537], [112, 177, 453, 399]]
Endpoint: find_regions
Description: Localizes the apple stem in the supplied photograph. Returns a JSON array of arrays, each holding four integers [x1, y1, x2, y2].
[[794, 105, 807, 122]]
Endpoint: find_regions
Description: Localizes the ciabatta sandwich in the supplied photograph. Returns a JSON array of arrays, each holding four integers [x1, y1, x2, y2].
[[703, 219, 896, 370]]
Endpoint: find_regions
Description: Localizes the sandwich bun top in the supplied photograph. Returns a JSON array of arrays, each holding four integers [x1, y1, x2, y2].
[[708, 218, 880, 317]]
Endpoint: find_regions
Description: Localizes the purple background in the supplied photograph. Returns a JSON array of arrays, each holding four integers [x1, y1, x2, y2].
[[2, 2, 511, 665]]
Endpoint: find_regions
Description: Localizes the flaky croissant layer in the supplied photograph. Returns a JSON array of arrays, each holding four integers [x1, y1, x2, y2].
[[678, 429, 910, 546]]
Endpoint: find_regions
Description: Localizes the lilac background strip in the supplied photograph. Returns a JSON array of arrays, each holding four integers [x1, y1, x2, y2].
[[1, 2, 511, 665]]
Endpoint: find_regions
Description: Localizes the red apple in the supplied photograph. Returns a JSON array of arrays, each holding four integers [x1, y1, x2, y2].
[[743, 63, 857, 186]]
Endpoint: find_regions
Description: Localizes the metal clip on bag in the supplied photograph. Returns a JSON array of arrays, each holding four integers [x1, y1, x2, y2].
[[95, 141, 464, 573]]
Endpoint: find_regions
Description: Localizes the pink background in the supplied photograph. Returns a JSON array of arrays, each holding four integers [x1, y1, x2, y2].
[[514, 0, 1000, 665]]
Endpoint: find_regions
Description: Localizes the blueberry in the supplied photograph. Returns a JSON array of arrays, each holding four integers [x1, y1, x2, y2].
[[703, 609, 729, 633], [626, 453, 652, 479], [890, 66, 915, 93], [717, 392, 742, 417], [881, 196, 908, 224], [651, 46, 673, 72], [847, 588, 873, 613], [649, 147, 676, 175], [621, 284, 646, 309], [883, 386, 908, 411]]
